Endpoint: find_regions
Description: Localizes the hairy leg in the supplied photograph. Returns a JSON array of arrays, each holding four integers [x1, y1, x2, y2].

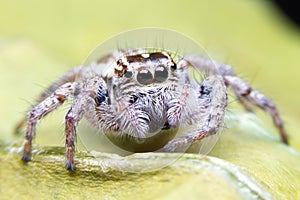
[[161, 127, 218, 152], [22, 82, 77, 162], [162, 75, 227, 152], [212, 60, 287, 138], [224, 76, 288, 144], [15, 67, 82, 134], [64, 90, 95, 171], [182, 55, 288, 144]]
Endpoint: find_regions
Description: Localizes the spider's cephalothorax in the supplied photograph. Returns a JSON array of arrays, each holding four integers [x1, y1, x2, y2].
[[16, 49, 288, 171], [93, 51, 208, 152]]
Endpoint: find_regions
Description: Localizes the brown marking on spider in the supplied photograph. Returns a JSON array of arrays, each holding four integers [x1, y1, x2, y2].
[[16, 50, 288, 171]]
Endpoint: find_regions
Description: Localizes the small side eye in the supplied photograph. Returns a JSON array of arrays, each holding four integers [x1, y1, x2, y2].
[[154, 65, 168, 83], [137, 69, 153, 85], [124, 70, 133, 78], [116, 59, 122, 65], [170, 63, 177, 71]]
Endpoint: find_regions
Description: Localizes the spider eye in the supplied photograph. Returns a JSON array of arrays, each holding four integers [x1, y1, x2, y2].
[[154, 65, 168, 83], [170, 63, 177, 71], [124, 70, 133, 78], [137, 69, 153, 85]]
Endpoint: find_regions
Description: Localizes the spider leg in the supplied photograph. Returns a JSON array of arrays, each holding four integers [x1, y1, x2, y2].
[[64, 90, 95, 171], [205, 58, 288, 144], [15, 67, 82, 134], [182, 55, 252, 111], [162, 127, 218, 152], [224, 76, 288, 144], [182, 55, 288, 144], [162, 75, 227, 152], [22, 82, 77, 163]]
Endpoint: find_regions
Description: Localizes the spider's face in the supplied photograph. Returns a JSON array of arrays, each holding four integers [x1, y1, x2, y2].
[[114, 52, 178, 86], [104, 51, 184, 148]]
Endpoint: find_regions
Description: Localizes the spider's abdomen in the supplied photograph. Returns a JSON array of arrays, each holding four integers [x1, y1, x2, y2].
[[104, 126, 179, 152]]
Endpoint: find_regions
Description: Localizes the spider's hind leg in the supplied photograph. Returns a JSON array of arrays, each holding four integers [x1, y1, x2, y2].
[[22, 82, 77, 163], [181, 55, 288, 144], [224, 75, 288, 144], [15, 67, 82, 134], [208, 58, 288, 144]]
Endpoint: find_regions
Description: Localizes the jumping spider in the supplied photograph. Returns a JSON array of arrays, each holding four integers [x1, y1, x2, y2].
[[15, 47, 288, 171]]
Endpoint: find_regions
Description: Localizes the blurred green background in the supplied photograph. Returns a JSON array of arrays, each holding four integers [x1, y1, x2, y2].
[[1, 1, 300, 199], [0, 0, 299, 150]]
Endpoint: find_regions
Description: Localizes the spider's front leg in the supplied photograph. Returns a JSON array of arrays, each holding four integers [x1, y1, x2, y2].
[[22, 82, 77, 162], [64, 77, 114, 171], [162, 75, 227, 152], [64, 90, 96, 171]]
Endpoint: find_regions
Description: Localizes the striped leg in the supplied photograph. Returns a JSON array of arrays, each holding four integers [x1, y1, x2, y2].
[[22, 82, 77, 162]]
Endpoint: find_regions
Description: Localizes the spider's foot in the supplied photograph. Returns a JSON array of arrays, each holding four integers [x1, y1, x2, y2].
[[22, 154, 32, 163], [65, 161, 76, 172], [281, 136, 289, 145]]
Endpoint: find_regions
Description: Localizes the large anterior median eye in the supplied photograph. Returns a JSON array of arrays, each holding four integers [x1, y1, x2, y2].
[[137, 69, 153, 85], [154, 65, 168, 83]]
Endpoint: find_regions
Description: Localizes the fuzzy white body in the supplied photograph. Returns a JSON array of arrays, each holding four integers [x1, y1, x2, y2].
[[77, 51, 225, 152]]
